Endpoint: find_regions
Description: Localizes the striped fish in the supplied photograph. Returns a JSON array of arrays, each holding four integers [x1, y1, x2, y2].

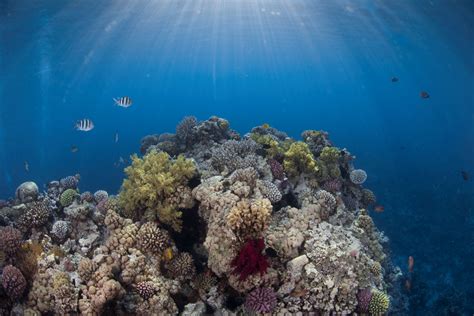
[[113, 96, 133, 108], [75, 119, 94, 132]]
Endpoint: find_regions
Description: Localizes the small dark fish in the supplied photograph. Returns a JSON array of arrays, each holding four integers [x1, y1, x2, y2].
[[71, 145, 79, 153], [114, 96, 132, 108], [75, 119, 94, 132], [461, 170, 469, 181], [420, 91, 430, 99], [391, 77, 399, 82]]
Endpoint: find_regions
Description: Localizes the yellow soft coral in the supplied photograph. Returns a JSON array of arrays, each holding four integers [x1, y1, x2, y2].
[[283, 142, 319, 177], [119, 150, 196, 231], [227, 198, 272, 240]]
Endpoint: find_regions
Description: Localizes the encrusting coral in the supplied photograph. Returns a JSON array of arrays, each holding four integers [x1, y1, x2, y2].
[[118, 150, 196, 231], [0, 116, 403, 315]]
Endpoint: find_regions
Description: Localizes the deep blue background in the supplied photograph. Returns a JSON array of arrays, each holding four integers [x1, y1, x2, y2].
[[1, 0, 473, 313]]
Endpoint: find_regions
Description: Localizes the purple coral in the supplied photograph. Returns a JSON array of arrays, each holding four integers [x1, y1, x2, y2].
[[1, 265, 27, 300], [93, 190, 109, 203], [60, 175, 80, 190], [135, 281, 156, 300], [357, 288, 373, 313], [268, 159, 285, 180], [245, 287, 277, 314], [322, 178, 342, 193], [0, 226, 22, 255], [80, 191, 94, 203]]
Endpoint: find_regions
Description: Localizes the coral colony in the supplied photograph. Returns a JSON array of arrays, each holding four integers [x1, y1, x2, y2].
[[0, 116, 403, 315]]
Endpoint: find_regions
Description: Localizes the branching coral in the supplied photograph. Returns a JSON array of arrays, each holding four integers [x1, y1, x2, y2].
[[283, 142, 319, 177], [119, 150, 195, 231], [227, 199, 272, 240], [231, 238, 269, 281]]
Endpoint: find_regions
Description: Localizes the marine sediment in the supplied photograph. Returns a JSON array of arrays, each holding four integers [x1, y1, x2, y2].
[[0, 116, 404, 315]]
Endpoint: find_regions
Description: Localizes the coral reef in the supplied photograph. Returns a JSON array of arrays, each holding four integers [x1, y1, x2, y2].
[[0, 116, 402, 315]]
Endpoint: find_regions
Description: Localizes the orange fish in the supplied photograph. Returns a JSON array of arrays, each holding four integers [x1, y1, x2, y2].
[[408, 256, 414, 273], [374, 205, 384, 213], [405, 279, 412, 292]]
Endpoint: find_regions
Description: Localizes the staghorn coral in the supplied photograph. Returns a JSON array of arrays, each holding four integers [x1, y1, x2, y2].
[[1, 265, 27, 300], [227, 199, 272, 240], [119, 150, 195, 231], [283, 142, 319, 177], [176, 116, 198, 147], [0, 226, 22, 255], [350, 169, 368, 185], [231, 238, 269, 281], [60, 189, 78, 207], [245, 287, 278, 314]]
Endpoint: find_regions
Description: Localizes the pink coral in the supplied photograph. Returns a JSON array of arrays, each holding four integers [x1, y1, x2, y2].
[[268, 159, 285, 180], [245, 287, 277, 313], [231, 238, 269, 281], [1, 265, 27, 300], [357, 288, 373, 313], [0, 226, 22, 255]]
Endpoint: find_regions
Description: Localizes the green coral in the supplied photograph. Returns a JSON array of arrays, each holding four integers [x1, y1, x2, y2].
[[60, 189, 78, 207], [118, 150, 196, 232], [283, 142, 319, 176], [369, 290, 390, 315], [319, 146, 340, 163]]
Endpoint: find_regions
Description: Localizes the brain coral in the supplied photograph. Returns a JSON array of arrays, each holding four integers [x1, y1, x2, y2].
[[0, 226, 22, 255], [245, 287, 277, 314], [51, 220, 70, 240], [227, 198, 272, 239], [118, 150, 196, 231], [1, 265, 27, 300], [350, 169, 367, 185]]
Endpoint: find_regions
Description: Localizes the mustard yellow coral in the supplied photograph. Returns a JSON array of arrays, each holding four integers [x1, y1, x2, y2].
[[283, 142, 319, 176], [227, 198, 272, 239], [119, 150, 196, 231]]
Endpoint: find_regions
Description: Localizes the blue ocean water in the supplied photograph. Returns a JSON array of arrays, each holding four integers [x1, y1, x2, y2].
[[0, 0, 473, 313]]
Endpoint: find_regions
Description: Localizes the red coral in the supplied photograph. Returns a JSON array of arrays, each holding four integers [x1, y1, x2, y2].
[[231, 238, 269, 281]]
